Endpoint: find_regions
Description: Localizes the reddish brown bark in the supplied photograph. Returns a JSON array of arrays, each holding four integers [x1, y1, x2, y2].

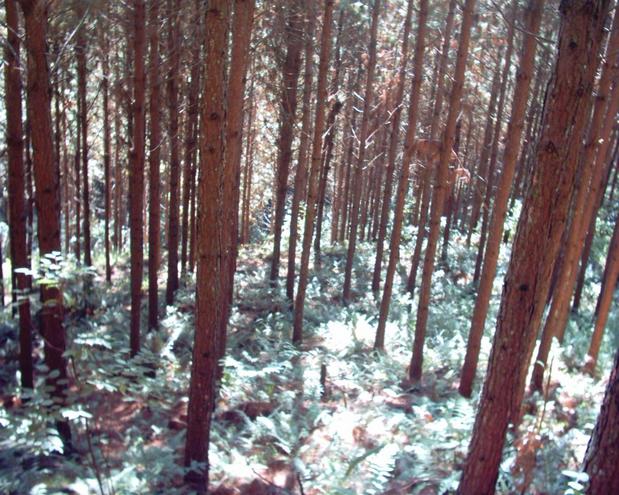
[[584, 348, 619, 493], [584, 215, 619, 374], [101, 22, 112, 283], [165, 0, 181, 305], [270, 4, 303, 283], [459, 0, 544, 398], [147, 0, 161, 331], [406, 0, 458, 293], [532, 6, 619, 390], [374, 0, 428, 350], [129, 0, 146, 357], [19, 0, 71, 444], [184, 0, 229, 484], [458, 1, 608, 491], [286, 2, 315, 301], [181, 0, 202, 275], [76, 4, 91, 267], [220, 0, 255, 364], [292, 0, 334, 343], [342, 0, 380, 302], [409, 0, 476, 381], [5, 0, 33, 389]]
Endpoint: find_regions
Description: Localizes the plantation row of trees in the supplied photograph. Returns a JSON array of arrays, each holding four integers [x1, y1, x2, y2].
[[2, 0, 619, 492]]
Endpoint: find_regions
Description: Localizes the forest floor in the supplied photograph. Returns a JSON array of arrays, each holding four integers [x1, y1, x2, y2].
[[0, 217, 616, 494]]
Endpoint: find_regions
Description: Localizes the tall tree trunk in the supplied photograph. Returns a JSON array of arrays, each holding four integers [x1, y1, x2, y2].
[[583, 348, 619, 493], [313, 99, 343, 268], [375, 42, 416, 293], [572, 138, 618, 313], [76, 5, 91, 267], [165, 0, 181, 305], [584, 214, 619, 374], [184, 0, 230, 485], [531, 7, 619, 390], [129, 0, 146, 357], [342, 0, 380, 303], [459, 0, 544, 398], [406, 0, 459, 293], [458, 1, 609, 491], [147, 0, 161, 331], [270, 5, 303, 283], [473, 5, 516, 283], [181, 0, 202, 276], [292, 0, 334, 343], [5, 0, 34, 389], [286, 3, 315, 301], [374, 0, 428, 350], [409, 0, 476, 381], [221, 0, 255, 364], [101, 22, 112, 283], [19, 0, 72, 445]]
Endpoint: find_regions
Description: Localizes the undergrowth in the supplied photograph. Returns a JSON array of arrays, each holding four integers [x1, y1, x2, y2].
[[0, 215, 614, 494]]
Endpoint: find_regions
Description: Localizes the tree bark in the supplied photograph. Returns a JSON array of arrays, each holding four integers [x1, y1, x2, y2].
[[292, 0, 334, 344], [147, 0, 161, 331], [129, 0, 146, 357], [286, 1, 315, 301], [371, 8, 413, 294], [19, 0, 72, 444], [165, 0, 181, 305], [458, 1, 609, 491], [5, 0, 34, 389], [270, 4, 303, 284], [409, 0, 476, 381], [531, 6, 619, 390], [374, 0, 428, 350], [459, 0, 544, 398], [583, 348, 619, 493], [184, 0, 230, 486], [76, 4, 91, 267], [584, 215, 619, 374], [342, 0, 380, 303]]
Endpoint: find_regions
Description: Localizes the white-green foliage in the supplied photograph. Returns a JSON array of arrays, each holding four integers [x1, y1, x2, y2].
[[0, 196, 615, 493]]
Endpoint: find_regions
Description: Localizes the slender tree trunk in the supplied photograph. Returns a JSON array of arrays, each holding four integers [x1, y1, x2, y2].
[[583, 348, 619, 493], [406, 0, 458, 293], [459, 0, 544, 398], [584, 215, 619, 374], [147, 0, 161, 331], [74, 97, 81, 261], [458, 1, 609, 491], [314, 99, 343, 268], [5, 0, 34, 389], [76, 6, 91, 267], [342, 0, 380, 303], [270, 5, 303, 284], [241, 74, 256, 245], [465, 51, 503, 247], [374, 0, 428, 350], [286, 3, 315, 301], [473, 6, 516, 283], [129, 0, 146, 357], [165, 0, 181, 305], [409, 0, 476, 381], [101, 23, 112, 283], [221, 0, 255, 364], [292, 0, 334, 343], [184, 0, 230, 485], [181, 0, 202, 276], [572, 138, 618, 312], [19, 0, 72, 445]]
